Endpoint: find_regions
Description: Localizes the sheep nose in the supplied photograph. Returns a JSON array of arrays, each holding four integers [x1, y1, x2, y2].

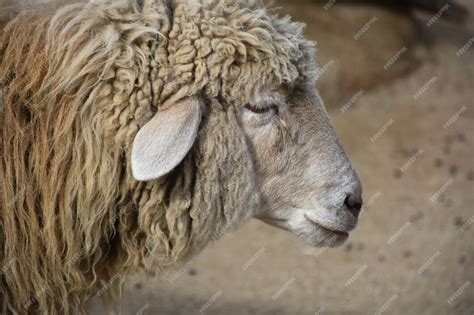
[[344, 193, 362, 217]]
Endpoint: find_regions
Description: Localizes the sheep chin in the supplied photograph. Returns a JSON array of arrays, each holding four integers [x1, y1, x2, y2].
[[296, 225, 350, 248], [257, 211, 351, 248], [282, 211, 352, 247]]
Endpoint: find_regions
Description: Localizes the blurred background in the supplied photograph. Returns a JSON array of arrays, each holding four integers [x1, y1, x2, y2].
[[118, 0, 474, 314], [0, 0, 474, 315], [4, 0, 471, 314]]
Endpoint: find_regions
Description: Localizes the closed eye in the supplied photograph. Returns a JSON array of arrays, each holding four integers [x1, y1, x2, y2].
[[245, 104, 279, 115]]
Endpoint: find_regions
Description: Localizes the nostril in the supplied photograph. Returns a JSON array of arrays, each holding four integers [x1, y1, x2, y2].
[[344, 194, 363, 217]]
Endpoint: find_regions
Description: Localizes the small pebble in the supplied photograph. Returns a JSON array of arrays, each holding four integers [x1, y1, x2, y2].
[[403, 250, 412, 258], [188, 268, 198, 276], [134, 282, 143, 290], [459, 256, 466, 264], [449, 165, 458, 176], [454, 217, 464, 227], [377, 255, 385, 263], [393, 169, 402, 179], [467, 171, 474, 181], [409, 211, 424, 223], [445, 135, 454, 144], [457, 133, 465, 142], [434, 158, 443, 168], [344, 242, 353, 252]]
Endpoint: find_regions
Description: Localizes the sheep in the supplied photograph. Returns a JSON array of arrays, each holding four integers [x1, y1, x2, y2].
[[0, 0, 362, 313]]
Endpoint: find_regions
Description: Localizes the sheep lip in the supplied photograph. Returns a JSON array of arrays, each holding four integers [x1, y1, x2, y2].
[[304, 215, 350, 237], [258, 218, 291, 231]]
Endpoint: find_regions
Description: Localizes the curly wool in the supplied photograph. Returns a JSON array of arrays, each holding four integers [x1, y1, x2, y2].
[[0, 0, 317, 313]]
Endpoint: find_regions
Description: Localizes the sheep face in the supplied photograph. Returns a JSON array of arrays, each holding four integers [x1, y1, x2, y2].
[[236, 84, 362, 247]]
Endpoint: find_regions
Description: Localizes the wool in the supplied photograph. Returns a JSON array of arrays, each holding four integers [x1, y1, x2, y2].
[[0, 0, 317, 313]]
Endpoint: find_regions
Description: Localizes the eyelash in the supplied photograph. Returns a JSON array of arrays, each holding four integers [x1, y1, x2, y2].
[[245, 104, 279, 115]]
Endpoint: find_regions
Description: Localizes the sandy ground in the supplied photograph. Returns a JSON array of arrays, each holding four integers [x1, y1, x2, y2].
[[107, 2, 474, 315]]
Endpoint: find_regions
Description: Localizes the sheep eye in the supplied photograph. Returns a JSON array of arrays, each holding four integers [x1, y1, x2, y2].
[[244, 104, 278, 115]]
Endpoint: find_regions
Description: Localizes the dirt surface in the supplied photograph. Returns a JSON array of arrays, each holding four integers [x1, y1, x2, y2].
[[275, 0, 422, 107], [104, 2, 473, 315]]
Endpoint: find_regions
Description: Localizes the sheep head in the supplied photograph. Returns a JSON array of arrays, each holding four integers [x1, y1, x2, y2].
[[131, 0, 362, 248]]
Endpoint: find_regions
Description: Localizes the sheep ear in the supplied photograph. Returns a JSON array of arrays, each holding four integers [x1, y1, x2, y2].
[[131, 97, 202, 181]]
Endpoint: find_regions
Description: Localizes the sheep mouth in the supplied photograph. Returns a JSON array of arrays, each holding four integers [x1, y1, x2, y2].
[[304, 215, 349, 238], [258, 217, 291, 232], [259, 216, 349, 247]]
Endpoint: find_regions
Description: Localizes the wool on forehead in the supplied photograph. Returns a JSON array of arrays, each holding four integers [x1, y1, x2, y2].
[[154, 0, 319, 107]]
